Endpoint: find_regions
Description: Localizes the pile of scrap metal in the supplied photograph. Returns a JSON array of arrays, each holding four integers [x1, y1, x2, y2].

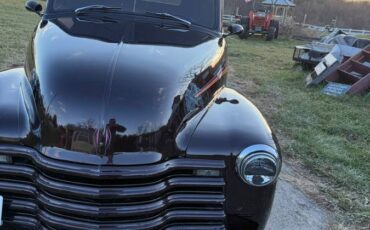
[[293, 30, 370, 68], [306, 44, 370, 97]]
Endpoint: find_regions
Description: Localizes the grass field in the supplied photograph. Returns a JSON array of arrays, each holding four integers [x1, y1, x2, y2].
[[0, 0, 369, 227], [0, 0, 40, 69]]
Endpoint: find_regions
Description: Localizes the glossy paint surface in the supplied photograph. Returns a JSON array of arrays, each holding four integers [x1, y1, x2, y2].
[[0, 68, 40, 146], [187, 88, 277, 157], [25, 13, 227, 164]]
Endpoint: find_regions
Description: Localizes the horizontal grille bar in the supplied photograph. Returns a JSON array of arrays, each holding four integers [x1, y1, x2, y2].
[[2, 210, 225, 230], [0, 144, 225, 180], [5, 193, 224, 218], [38, 209, 225, 230], [2, 212, 226, 230], [2, 214, 40, 229], [0, 168, 224, 201], [2, 181, 224, 219], [0, 144, 226, 228], [40, 193, 224, 218]]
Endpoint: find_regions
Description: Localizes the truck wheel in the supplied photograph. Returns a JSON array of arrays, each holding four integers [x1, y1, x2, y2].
[[266, 26, 276, 41], [271, 20, 279, 39]]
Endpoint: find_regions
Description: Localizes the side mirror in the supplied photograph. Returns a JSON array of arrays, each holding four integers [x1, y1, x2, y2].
[[25, 0, 43, 16], [227, 24, 244, 36], [223, 24, 244, 38]]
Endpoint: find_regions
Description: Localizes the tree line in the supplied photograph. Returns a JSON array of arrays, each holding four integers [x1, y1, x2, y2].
[[294, 0, 370, 30]]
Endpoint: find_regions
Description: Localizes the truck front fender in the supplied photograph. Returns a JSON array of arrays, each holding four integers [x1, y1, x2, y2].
[[187, 87, 278, 157], [0, 68, 40, 146], [186, 87, 280, 229]]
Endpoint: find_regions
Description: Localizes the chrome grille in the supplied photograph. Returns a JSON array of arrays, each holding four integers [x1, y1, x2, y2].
[[0, 145, 226, 229]]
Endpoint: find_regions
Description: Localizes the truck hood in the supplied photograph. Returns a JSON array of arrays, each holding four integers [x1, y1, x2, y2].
[[28, 16, 226, 165]]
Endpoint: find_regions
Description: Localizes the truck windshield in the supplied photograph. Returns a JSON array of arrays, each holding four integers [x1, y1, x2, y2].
[[46, 0, 220, 31]]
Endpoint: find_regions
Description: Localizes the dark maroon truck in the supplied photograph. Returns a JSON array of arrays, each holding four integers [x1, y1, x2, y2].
[[0, 0, 281, 229]]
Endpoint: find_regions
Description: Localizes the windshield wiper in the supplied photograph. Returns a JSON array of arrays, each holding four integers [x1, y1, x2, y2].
[[74, 7, 191, 28], [144, 12, 191, 28], [75, 5, 122, 14], [76, 15, 120, 24]]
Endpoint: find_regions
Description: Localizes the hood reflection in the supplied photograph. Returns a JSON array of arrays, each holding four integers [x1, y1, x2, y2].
[[27, 14, 227, 165]]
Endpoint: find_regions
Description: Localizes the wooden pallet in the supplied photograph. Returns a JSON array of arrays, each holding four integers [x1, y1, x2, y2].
[[325, 45, 370, 96]]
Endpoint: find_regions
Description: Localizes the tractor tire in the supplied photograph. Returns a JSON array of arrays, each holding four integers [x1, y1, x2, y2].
[[238, 30, 247, 39], [238, 26, 249, 39], [240, 16, 250, 28], [271, 20, 280, 39], [266, 26, 276, 41], [238, 16, 250, 39]]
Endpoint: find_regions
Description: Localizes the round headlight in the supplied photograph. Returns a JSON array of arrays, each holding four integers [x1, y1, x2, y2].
[[236, 145, 280, 187]]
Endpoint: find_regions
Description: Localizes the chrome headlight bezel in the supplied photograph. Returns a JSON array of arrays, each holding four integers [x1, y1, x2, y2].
[[236, 144, 281, 187]]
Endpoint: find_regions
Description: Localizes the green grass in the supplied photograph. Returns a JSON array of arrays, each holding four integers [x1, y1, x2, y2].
[[0, 0, 39, 70], [356, 34, 370, 40], [0, 0, 369, 226], [227, 37, 370, 225]]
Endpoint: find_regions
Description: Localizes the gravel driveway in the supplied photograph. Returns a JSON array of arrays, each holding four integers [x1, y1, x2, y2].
[[265, 163, 333, 230]]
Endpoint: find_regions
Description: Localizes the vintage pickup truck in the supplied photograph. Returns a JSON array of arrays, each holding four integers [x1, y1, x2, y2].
[[0, 0, 281, 229]]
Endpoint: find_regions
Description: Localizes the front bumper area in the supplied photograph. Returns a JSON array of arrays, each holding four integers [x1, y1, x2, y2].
[[0, 145, 227, 229]]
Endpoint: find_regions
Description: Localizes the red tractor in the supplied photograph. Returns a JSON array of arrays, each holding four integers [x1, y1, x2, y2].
[[238, 9, 280, 41]]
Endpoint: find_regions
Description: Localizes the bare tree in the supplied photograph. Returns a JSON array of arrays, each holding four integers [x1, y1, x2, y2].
[[294, 0, 370, 30]]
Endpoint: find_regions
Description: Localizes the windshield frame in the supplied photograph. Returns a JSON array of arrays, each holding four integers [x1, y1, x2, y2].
[[44, 0, 223, 32]]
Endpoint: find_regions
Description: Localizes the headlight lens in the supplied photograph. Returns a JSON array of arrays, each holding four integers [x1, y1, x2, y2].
[[236, 145, 280, 186]]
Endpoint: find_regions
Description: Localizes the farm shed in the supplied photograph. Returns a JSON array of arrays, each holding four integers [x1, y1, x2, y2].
[[262, 0, 295, 24]]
